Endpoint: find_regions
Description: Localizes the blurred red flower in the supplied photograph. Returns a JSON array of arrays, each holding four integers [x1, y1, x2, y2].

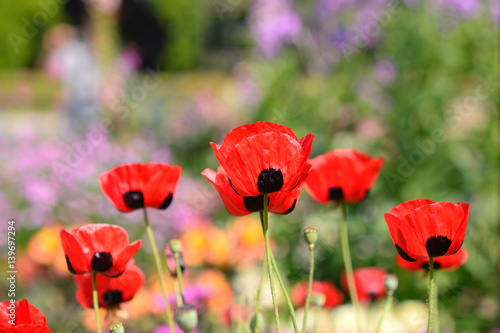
[[341, 267, 387, 304], [305, 149, 384, 204], [202, 166, 302, 216], [291, 280, 344, 308], [99, 163, 182, 212], [74, 263, 145, 308], [210, 121, 313, 196], [384, 199, 469, 261], [0, 299, 51, 332], [60, 224, 141, 277], [396, 247, 468, 272]]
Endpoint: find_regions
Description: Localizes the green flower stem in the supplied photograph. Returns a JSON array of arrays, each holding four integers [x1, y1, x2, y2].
[[259, 210, 299, 333], [143, 208, 175, 333], [262, 193, 280, 333], [269, 255, 300, 333], [173, 280, 183, 306], [340, 203, 362, 333], [375, 290, 394, 333], [301, 246, 315, 333], [92, 272, 102, 333], [427, 257, 437, 333], [435, 279, 439, 333], [174, 253, 186, 305], [254, 239, 267, 314]]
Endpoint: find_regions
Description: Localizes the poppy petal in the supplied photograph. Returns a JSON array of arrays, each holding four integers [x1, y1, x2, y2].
[[448, 202, 469, 254], [60, 229, 90, 274], [387, 199, 435, 219], [105, 240, 142, 277], [202, 167, 251, 216]]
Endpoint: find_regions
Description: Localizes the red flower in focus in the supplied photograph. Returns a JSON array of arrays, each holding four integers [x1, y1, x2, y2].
[[60, 224, 141, 277], [202, 166, 302, 216], [0, 299, 51, 332], [100, 163, 182, 212], [210, 122, 314, 196], [341, 267, 387, 303], [396, 248, 468, 272], [384, 199, 469, 262], [291, 280, 344, 308], [74, 263, 145, 308], [305, 149, 384, 204]]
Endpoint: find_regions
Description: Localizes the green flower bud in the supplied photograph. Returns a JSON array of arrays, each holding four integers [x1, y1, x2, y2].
[[169, 239, 182, 254], [303, 227, 318, 249], [249, 312, 264, 332], [311, 293, 326, 308], [175, 304, 198, 332], [109, 322, 124, 333], [384, 274, 398, 293]]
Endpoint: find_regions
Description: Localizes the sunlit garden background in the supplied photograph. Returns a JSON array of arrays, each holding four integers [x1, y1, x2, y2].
[[0, 0, 499, 332]]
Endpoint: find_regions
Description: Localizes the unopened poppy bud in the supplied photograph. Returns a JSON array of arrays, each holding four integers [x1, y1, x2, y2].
[[249, 312, 264, 332], [169, 239, 182, 254], [175, 304, 198, 332], [384, 274, 398, 293], [303, 227, 318, 249], [109, 322, 124, 333], [311, 293, 326, 308]]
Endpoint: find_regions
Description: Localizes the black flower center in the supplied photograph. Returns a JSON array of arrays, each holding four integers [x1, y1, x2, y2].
[[395, 244, 416, 262], [159, 193, 173, 210], [103, 290, 123, 306], [425, 236, 452, 258], [91, 252, 113, 272], [328, 187, 344, 201], [243, 195, 268, 212], [257, 168, 284, 194], [65, 256, 77, 274], [123, 191, 144, 209], [422, 261, 441, 271]]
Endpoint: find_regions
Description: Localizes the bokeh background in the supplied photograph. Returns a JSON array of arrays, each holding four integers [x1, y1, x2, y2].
[[0, 0, 499, 332]]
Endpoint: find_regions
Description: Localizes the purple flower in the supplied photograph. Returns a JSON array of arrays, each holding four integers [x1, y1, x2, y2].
[[248, 0, 302, 58]]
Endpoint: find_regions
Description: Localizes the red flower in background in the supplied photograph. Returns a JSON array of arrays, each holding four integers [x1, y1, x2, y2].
[[305, 149, 384, 204], [74, 263, 145, 308], [291, 280, 344, 308], [202, 166, 302, 216], [396, 248, 468, 272], [341, 267, 387, 303], [210, 121, 314, 196], [384, 199, 469, 262], [99, 163, 182, 212], [0, 299, 51, 332], [60, 224, 141, 277]]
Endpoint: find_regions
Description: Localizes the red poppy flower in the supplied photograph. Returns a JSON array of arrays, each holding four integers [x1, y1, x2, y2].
[[384, 199, 469, 262], [60, 224, 141, 277], [396, 247, 468, 272], [341, 267, 387, 303], [74, 263, 145, 308], [210, 121, 314, 197], [99, 163, 182, 212], [0, 299, 51, 332], [304, 149, 384, 204], [291, 280, 344, 308], [202, 166, 302, 216]]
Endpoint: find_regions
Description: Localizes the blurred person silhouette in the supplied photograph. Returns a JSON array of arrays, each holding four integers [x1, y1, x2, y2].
[[43, 0, 166, 135]]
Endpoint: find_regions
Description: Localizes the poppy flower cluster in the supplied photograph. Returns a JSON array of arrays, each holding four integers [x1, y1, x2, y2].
[[305, 149, 384, 204], [204, 122, 313, 215], [0, 299, 51, 332], [99, 163, 182, 212], [60, 224, 142, 277], [385, 199, 469, 262], [74, 262, 145, 308]]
